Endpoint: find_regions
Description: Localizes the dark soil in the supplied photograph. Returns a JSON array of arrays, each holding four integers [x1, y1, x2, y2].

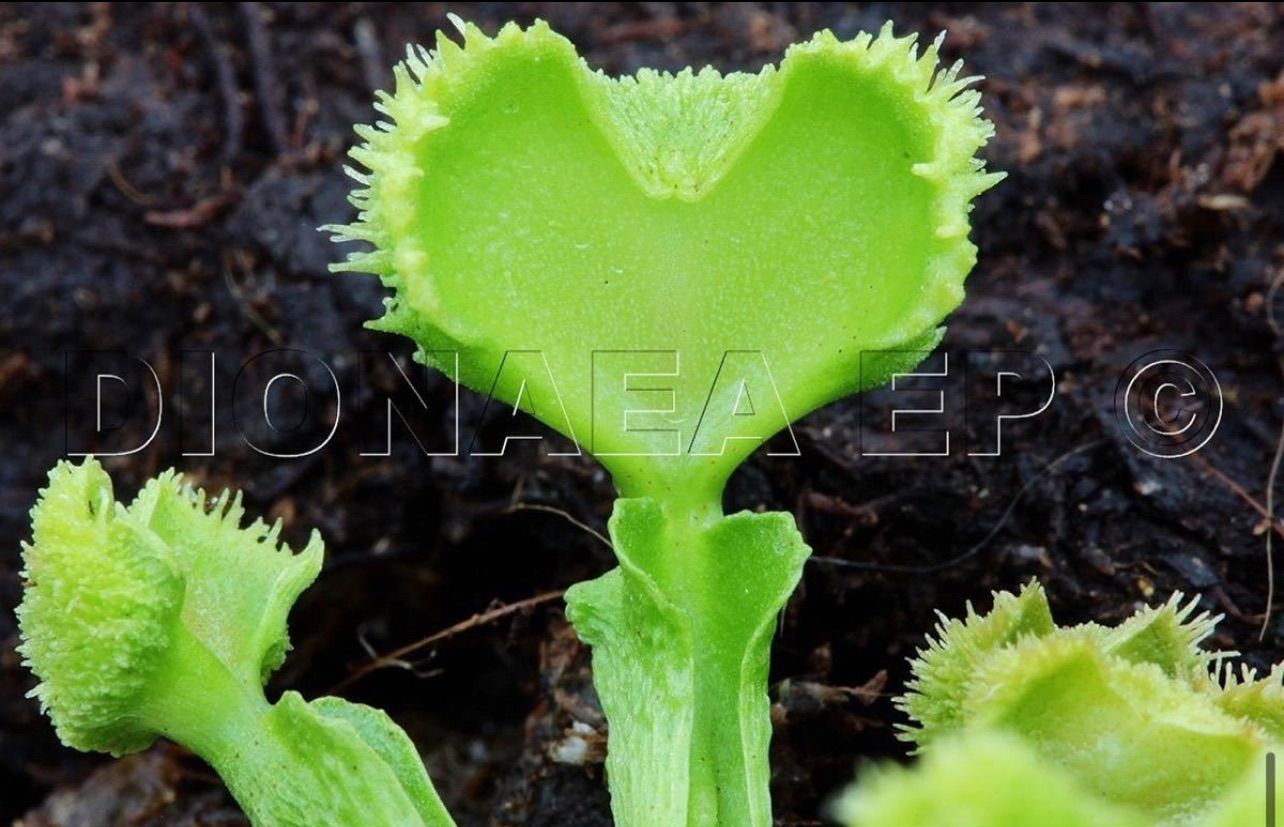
[[2, 3, 1282, 825]]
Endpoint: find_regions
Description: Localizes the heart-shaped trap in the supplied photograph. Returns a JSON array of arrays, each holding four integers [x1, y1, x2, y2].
[[329, 19, 1002, 495]]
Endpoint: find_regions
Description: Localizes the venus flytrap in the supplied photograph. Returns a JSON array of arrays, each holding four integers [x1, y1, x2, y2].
[[836, 582, 1284, 827], [838, 731, 1281, 827], [1215, 663, 1284, 740], [17, 458, 454, 827], [835, 730, 1151, 827], [330, 17, 1001, 827]]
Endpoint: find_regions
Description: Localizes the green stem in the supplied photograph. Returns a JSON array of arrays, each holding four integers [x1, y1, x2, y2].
[[138, 626, 453, 827], [685, 593, 777, 826], [565, 496, 810, 827], [137, 623, 269, 765]]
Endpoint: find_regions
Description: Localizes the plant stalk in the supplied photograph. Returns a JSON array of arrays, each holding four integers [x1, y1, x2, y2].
[[566, 496, 810, 827], [138, 625, 452, 826]]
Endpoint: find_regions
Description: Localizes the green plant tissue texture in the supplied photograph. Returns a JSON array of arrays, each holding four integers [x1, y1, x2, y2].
[[311, 696, 458, 826], [328, 18, 1002, 498], [127, 469, 324, 693], [836, 731, 1150, 827], [842, 581, 1284, 827], [18, 458, 455, 827], [564, 498, 810, 827], [224, 693, 450, 827], [17, 459, 184, 755]]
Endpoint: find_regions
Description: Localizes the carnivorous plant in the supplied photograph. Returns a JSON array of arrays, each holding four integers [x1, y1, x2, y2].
[[329, 17, 1002, 826], [836, 583, 1284, 827], [17, 458, 454, 827]]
